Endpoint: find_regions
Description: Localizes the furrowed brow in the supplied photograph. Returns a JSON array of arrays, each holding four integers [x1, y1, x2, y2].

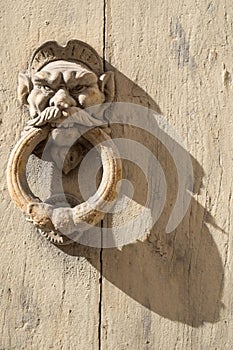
[[33, 77, 51, 85], [75, 73, 98, 86], [64, 71, 97, 89], [32, 72, 62, 86]]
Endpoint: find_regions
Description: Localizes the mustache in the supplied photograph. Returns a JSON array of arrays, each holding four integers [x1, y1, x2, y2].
[[27, 106, 103, 128], [27, 107, 62, 127]]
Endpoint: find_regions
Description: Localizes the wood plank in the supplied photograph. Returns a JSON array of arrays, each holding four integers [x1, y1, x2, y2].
[[101, 0, 233, 348], [0, 1, 103, 349]]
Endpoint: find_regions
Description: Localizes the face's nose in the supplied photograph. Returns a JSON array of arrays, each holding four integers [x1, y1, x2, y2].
[[49, 88, 77, 108]]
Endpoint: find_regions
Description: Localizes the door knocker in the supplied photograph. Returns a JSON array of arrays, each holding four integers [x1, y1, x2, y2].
[[7, 40, 122, 245]]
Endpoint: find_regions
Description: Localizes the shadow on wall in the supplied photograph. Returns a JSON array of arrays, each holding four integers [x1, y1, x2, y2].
[[57, 61, 224, 328]]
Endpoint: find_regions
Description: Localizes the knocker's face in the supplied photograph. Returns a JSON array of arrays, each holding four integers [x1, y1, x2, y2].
[[29, 61, 105, 119], [17, 59, 115, 173], [19, 60, 114, 127]]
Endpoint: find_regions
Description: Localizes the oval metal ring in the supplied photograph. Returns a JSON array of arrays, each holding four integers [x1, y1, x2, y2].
[[7, 126, 122, 236]]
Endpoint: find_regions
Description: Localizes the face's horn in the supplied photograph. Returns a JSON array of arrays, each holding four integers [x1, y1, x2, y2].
[[29, 40, 104, 76]]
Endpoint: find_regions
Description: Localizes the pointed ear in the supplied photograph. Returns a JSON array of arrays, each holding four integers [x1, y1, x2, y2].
[[99, 71, 115, 102], [17, 72, 33, 105]]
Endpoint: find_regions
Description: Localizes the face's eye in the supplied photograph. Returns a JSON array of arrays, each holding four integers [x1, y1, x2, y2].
[[70, 85, 86, 94], [42, 85, 53, 92], [35, 84, 54, 93]]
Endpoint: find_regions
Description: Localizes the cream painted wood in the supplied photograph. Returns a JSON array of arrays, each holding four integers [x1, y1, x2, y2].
[[0, 1, 103, 349], [1, 0, 233, 349]]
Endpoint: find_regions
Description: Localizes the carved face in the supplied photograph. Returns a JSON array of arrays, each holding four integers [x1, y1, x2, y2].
[[29, 61, 106, 118], [18, 59, 114, 174], [18, 60, 114, 123]]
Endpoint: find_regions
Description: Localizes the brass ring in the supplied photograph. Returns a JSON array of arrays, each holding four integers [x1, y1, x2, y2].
[[7, 126, 122, 237]]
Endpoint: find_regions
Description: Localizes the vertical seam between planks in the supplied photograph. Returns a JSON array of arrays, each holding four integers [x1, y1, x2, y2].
[[98, 221, 103, 350], [99, 3, 107, 349]]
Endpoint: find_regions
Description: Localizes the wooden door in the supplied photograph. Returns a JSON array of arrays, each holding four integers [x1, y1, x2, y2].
[[0, 1, 232, 349]]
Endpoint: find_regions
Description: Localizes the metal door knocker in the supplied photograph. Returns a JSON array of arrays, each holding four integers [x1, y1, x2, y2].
[[7, 40, 122, 244]]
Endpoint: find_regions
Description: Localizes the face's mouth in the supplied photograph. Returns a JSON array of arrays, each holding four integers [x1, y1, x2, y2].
[[49, 110, 76, 128]]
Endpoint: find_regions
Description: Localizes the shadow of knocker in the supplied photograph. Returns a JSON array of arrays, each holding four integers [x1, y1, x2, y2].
[[58, 63, 224, 327]]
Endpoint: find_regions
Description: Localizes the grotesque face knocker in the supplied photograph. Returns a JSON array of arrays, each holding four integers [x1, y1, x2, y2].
[[7, 40, 122, 245]]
